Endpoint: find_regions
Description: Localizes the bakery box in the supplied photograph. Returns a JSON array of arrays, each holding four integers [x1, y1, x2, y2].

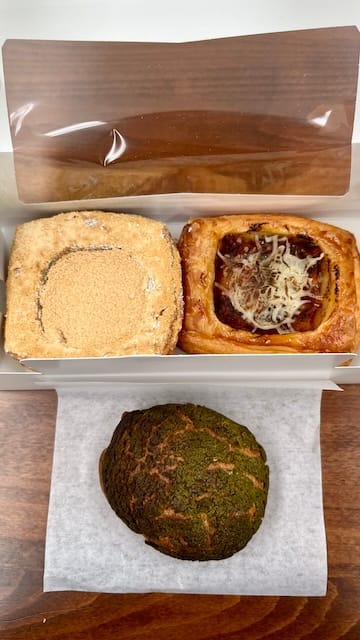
[[0, 28, 359, 390]]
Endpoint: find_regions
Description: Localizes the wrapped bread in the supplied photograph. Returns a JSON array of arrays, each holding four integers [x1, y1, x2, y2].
[[178, 213, 360, 354], [5, 211, 183, 359]]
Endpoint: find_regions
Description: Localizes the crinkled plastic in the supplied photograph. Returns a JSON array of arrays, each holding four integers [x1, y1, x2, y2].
[[2, 26, 360, 204]]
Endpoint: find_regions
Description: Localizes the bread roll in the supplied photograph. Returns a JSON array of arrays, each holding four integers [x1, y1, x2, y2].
[[5, 211, 183, 359], [178, 213, 360, 354], [100, 403, 269, 561]]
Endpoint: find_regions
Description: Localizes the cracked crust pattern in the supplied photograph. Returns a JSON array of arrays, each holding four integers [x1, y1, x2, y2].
[[100, 403, 269, 561]]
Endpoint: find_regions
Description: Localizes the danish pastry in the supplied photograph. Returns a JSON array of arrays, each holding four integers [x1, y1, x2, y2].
[[178, 214, 360, 354]]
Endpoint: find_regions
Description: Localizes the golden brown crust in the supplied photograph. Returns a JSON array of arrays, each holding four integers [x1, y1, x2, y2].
[[178, 213, 360, 354], [5, 211, 183, 359]]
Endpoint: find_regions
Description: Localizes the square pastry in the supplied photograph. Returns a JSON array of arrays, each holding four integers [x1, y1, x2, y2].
[[5, 211, 183, 359], [178, 214, 360, 354]]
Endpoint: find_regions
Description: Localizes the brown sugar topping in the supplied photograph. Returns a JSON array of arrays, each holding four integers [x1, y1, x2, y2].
[[39, 248, 147, 351]]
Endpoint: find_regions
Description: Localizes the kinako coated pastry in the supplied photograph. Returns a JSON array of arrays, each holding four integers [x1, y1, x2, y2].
[[178, 213, 360, 354], [100, 403, 269, 561], [5, 211, 183, 359]]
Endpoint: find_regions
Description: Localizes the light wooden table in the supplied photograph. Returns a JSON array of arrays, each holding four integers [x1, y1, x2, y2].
[[0, 387, 359, 639]]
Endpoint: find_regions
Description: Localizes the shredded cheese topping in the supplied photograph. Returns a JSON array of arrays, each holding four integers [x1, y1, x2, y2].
[[216, 235, 324, 333]]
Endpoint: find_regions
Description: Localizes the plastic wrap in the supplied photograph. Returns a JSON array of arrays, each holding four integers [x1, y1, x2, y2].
[[2, 26, 359, 204]]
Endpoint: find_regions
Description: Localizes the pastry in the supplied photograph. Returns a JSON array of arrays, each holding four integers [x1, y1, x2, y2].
[[5, 211, 183, 359], [178, 214, 360, 354], [100, 403, 269, 561]]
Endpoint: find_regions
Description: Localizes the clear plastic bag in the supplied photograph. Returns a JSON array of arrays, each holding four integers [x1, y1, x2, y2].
[[2, 26, 359, 203]]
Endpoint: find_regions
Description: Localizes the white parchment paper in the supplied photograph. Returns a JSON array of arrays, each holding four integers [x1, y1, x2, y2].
[[44, 385, 328, 596]]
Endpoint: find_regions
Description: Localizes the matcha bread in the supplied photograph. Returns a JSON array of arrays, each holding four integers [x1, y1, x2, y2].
[[100, 403, 269, 561]]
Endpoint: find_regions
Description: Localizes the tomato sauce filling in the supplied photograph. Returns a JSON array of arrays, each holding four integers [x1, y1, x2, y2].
[[214, 232, 326, 334]]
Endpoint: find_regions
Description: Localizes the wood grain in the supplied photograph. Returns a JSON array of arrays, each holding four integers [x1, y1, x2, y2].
[[0, 385, 360, 640], [0, 387, 359, 639]]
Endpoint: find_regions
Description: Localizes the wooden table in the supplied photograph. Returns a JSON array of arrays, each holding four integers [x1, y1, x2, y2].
[[0, 387, 359, 639]]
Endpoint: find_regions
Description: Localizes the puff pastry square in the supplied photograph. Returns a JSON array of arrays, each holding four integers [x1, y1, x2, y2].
[[178, 214, 360, 354], [5, 211, 183, 359]]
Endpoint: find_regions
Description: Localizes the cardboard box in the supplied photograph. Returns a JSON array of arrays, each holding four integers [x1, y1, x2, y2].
[[0, 26, 359, 389], [1, 145, 359, 389]]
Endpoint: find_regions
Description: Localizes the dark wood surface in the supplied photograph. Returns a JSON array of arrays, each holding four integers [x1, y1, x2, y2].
[[0, 387, 359, 639]]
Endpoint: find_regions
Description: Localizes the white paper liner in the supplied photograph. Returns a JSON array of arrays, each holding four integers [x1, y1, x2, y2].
[[44, 385, 327, 596]]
